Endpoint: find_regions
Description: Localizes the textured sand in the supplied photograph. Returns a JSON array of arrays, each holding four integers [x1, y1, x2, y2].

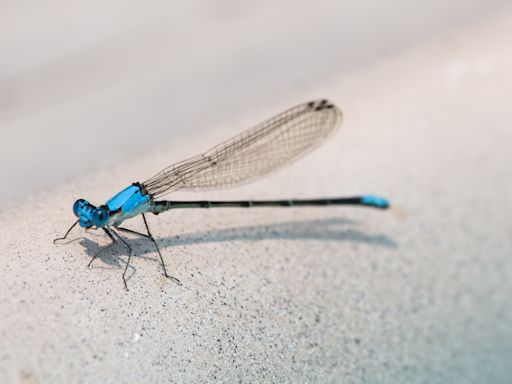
[[1, 10, 512, 384]]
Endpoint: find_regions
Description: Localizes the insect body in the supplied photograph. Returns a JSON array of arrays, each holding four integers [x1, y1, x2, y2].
[[56, 99, 389, 290]]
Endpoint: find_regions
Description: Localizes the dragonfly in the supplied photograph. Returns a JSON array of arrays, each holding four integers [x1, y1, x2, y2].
[[54, 99, 389, 290]]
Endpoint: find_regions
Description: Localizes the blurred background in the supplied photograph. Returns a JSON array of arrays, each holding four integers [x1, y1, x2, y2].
[[0, 0, 508, 201]]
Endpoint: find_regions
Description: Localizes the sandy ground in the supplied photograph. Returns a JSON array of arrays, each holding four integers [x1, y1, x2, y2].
[[1, 8, 512, 384]]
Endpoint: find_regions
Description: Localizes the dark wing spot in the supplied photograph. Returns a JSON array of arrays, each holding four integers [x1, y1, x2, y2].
[[314, 99, 329, 111], [314, 99, 335, 111]]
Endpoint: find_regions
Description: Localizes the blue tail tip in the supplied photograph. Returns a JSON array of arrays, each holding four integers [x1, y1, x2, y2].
[[361, 195, 390, 209]]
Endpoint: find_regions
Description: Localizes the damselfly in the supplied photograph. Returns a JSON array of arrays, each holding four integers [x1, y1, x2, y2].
[[55, 99, 389, 290]]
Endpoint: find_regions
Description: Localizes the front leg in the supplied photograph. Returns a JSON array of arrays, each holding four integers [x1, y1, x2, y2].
[[53, 220, 80, 244]]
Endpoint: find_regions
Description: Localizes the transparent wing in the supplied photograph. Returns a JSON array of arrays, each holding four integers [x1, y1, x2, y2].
[[143, 99, 342, 198]]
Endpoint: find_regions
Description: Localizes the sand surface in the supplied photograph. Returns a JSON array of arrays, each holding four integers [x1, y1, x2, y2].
[[1, 8, 512, 384]]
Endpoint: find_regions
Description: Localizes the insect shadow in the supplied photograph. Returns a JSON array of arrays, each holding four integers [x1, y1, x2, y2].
[[78, 217, 396, 270]]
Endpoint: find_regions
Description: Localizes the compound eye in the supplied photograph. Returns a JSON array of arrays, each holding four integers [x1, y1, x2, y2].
[[92, 207, 109, 227], [73, 199, 87, 217]]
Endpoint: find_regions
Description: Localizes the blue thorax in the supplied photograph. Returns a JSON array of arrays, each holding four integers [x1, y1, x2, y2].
[[73, 183, 152, 228]]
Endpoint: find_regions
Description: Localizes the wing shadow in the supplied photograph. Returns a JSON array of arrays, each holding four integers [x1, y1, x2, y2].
[[79, 217, 396, 262], [157, 217, 396, 249]]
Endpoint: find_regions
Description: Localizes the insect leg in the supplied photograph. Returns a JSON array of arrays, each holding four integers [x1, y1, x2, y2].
[[87, 227, 117, 267], [109, 228, 133, 291], [141, 213, 180, 285], [53, 220, 79, 244]]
